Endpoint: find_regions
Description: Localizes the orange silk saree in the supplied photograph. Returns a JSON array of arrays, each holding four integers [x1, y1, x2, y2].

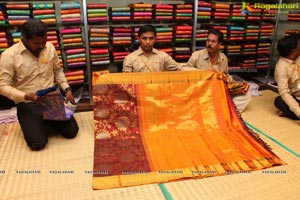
[[92, 70, 284, 190]]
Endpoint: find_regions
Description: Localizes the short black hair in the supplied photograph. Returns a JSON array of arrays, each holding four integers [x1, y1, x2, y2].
[[277, 34, 299, 57], [22, 19, 48, 39], [138, 25, 156, 37], [208, 29, 223, 43]]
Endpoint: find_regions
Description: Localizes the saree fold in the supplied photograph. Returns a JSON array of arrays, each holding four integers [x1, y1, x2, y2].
[[92, 70, 284, 190]]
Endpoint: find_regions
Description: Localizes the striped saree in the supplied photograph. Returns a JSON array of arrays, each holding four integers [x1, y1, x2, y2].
[[92, 70, 284, 190]]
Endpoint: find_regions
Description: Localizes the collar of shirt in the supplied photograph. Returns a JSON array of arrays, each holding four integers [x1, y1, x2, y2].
[[17, 40, 49, 55], [137, 47, 159, 56], [279, 56, 296, 65], [203, 48, 225, 63]]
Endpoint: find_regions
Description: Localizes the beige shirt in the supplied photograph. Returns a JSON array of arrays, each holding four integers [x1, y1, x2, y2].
[[0, 41, 69, 103], [274, 57, 300, 117], [123, 47, 187, 72], [185, 48, 228, 73]]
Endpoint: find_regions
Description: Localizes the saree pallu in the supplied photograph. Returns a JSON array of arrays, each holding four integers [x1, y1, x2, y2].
[[92, 70, 284, 190]]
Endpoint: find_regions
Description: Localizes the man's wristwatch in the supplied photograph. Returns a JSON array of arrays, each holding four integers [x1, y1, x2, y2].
[[64, 87, 72, 94]]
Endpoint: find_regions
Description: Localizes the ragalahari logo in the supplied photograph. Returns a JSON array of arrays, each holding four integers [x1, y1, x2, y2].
[[240, 2, 255, 15]]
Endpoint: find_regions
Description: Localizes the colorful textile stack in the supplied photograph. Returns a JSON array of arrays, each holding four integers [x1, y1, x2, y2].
[[196, 29, 208, 42], [157, 47, 173, 57], [46, 30, 60, 49], [197, 1, 211, 20], [87, 3, 108, 23], [0, 31, 9, 53], [257, 42, 271, 55], [92, 70, 284, 190], [246, 4, 261, 21], [244, 25, 259, 41], [132, 26, 139, 45], [173, 46, 191, 61], [174, 4, 193, 20], [109, 7, 131, 21], [153, 4, 173, 20], [56, 49, 64, 68], [60, 27, 83, 47], [130, 3, 152, 20], [65, 69, 85, 85], [32, 3, 56, 25], [288, 10, 300, 21], [89, 27, 109, 47], [0, 5, 6, 26], [285, 29, 300, 36], [156, 27, 173, 44], [259, 24, 273, 40], [6, 3, 30, 26], [173, 25, 193, 43], [256, 57, 269, 69], [11, 31, 21, 44], [60, 2, 81, 24], [230, 4, 245, 20], [227, 26, 244, 41], [261, 8, 276, 21], [239, 58, 256, 69], [65, 48, 86, 69], [110, 27, 132, 46], [111, 51, 129, 64], [242, 44, 257, 55], [213, 3, 230, 20], [226, 44, 241, 56], [90, 48, 110, 66]]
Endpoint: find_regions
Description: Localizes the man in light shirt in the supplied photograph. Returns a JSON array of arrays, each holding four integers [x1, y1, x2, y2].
[[274, 34, 300, 119], [122, 25, 190, 72], [0, 19, 79, 150]]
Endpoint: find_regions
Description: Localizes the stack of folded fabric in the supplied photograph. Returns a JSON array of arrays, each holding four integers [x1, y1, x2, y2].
[[246, 4, 261, 21], [288, 10, 300, 21], [244, 25, 259, 40], [285, 29, 300, 36], [153, 4, 173, 20], [87, 3, 108, 23], [242, 44, 257, 55], [256, 57, 270, 69], [210, 25, 227, 40], [130, 3, 152, 20], [213, 3, 230, 20], [257, 42, 271, 55], [196, 29, 208, 42], [226, 44, 241, 56], [0, 31, 9, 53], [230, 3, 245, 20], [261, 8, 276, 21], [110, 27, 132, 46], [111, 51, 129, 64], [173, 46, 191, 61], [89, 27, 109, 47], [65, 48, 86, 69], [174, 3, 193, 20], [173, 25, 193, 43], [89, 48, 110, 66], [65, 69, 85, 85], [6, 3, 30, 26], [46, 29, 60, 49], [259, 23, 274, 40], [60, 27, 83, 48], [239, 58, 256, 70], [156, 26, 173, 44], [157, 47, 173, 57], [0, 5, 6, 26], [56, 49, 64, 68], [11, 31, 21, 44], [132, 26, 140, 45], [32, 3, 56, 25], [109, 6, 131, 21], [60, 2, 81, 24], [227, 26, 244, 41], [197, 1, 211, 20]]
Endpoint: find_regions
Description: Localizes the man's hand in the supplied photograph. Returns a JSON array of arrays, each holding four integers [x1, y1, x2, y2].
[[24, 93, 39, 103], [65, 90, 75, 104]]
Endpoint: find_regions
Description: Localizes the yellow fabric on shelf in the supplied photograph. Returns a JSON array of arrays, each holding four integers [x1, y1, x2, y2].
[[92, 70, 285, 190]]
